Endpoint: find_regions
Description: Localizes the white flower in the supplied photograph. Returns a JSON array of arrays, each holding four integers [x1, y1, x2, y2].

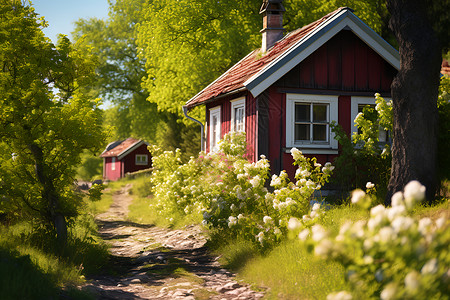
[[351, 189, 366, 204], [377, 226, 396, 243], [366, 182, 375, 189], [391, 191, 404, 207], [370, 204, 386, 217], [263, 216, 273, 224], [314, 239, 333, 257], [237, 213, 244, 220], [230, 204, 237, 211], [380, 283, 398, 300], [227, 216, 237, 228], [386, 206, 406, 221], [421, 258, 438, 274], [403, 180, 426, 209], [256, 231, 264, 245], [312, 203, 321, 211], [405, 271, 420, 291], [391, 216, 414, 233], [290, 147, 302, 160], [314, 162, 322, 168], [435, 217, 446, 229], [250, 175, 261, 188], [260, 154, 266, 160], [273, 227, 281, 235], [298, 229, 310, 241], [326, 291, 352, 300], [418, 217, 433, 234], [363, 255, 374, 264], [270, 174, 282, 187], [311, 224, 328, 242], [288, 217, 301, 231]]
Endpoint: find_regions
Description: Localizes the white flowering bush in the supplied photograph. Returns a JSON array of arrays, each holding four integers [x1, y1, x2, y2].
[[149, 132, 334, 249], [296, 181, 450, 299], [331, 94, 392, 199]]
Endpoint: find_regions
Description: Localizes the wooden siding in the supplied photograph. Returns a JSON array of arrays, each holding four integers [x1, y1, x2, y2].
[[276, 30, 396, 93], [122, 143, 152, 174]]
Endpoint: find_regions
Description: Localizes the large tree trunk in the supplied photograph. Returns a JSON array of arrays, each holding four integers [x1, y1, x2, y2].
[[385, 0, 441, 204]]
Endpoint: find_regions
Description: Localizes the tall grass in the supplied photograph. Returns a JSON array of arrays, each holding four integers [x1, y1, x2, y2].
[[0, 189, 112, 299]]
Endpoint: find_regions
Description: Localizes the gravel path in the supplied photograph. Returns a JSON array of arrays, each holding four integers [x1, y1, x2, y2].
[[82, 184, 265, 299]]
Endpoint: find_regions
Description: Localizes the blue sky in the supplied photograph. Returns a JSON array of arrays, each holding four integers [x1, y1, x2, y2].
[[32, 0, 110, 43]]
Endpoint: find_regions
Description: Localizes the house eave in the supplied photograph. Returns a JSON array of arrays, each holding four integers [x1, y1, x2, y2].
[[244, 8, 400, 98], [117, 140, 149, 160]]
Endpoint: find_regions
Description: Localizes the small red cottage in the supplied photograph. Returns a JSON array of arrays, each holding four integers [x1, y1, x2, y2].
[[185, 2, 399, 177], [100, 138, 151, 181]]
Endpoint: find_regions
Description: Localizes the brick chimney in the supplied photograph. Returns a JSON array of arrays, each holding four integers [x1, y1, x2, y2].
[[260, 0, 285, 53]]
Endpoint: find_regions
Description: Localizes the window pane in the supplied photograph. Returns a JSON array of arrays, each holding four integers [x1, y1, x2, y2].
[[313, 104, 327, 122], [295, 104, 310, 122], [295, 124, 309, 141], [313, 124, 327, 141], [379, 127, 387, 142], [235, 107, 244, 132]]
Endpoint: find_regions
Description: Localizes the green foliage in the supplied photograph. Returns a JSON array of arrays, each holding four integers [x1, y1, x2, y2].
[[137, 0, 262, 116], [76, 150, 103, 181], [0, 2, 107, 241], [331, 94, 393, 199], [73, 0, 201, 157], [437, 76, 450, 181], [301, 181, 450, 299], [149, 132, 333, 249]]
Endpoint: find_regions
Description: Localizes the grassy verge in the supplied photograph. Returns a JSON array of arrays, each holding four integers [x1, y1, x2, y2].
[[211, 201, 448, 299], [0, 187, 113, 299]]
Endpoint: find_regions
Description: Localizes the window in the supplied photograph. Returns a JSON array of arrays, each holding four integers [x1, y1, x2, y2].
[[351, 97, 390, 143], [111, 157, 116, 171], [231, 98, 245, 132], [286, 94, 338, 153], [135, 154, 148, 165], [209, 106, 221, 152]]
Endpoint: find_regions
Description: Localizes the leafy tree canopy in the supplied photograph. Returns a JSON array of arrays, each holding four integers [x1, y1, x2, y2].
[[0, 2, 107, 243]]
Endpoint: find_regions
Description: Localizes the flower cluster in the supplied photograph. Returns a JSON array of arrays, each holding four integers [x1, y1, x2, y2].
[[296, 180, 449, 299], [149, 132, 333, 249]]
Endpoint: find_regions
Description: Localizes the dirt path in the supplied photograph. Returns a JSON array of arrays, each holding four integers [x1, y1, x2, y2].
[[82, 184, 265, 300]]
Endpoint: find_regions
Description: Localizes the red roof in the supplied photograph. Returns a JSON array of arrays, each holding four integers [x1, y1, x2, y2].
[[100, 138, 140, 158], [186, 8, 344, 109]]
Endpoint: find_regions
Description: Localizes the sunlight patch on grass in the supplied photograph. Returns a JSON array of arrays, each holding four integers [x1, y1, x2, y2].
[[238, 241, 349, 299]]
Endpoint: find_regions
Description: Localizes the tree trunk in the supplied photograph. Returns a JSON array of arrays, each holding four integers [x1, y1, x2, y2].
[[385, 0, 441, 204], [28, 143, 68, 245]]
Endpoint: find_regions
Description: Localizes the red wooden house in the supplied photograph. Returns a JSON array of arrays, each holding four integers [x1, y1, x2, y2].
[[185, 2, 399, 177], [100, 138, 151, 181]]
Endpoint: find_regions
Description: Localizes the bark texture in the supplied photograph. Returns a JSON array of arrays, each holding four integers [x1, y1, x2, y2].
[[385, 0, 441, 204], [29, 143, 68, 245]]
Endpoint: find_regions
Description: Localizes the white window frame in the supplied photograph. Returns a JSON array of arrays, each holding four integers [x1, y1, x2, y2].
[[230, 97, 246, 133], [111, 157, 116, 171], [209, 106, 221, 152], [286, 94, 338, 154], [135, 154, 148, 165], [351, 96, 391, 143]]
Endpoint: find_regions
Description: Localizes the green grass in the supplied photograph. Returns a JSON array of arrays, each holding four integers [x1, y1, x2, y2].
[[239, 241, 350, 299], [0, 188, 113, 299]]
